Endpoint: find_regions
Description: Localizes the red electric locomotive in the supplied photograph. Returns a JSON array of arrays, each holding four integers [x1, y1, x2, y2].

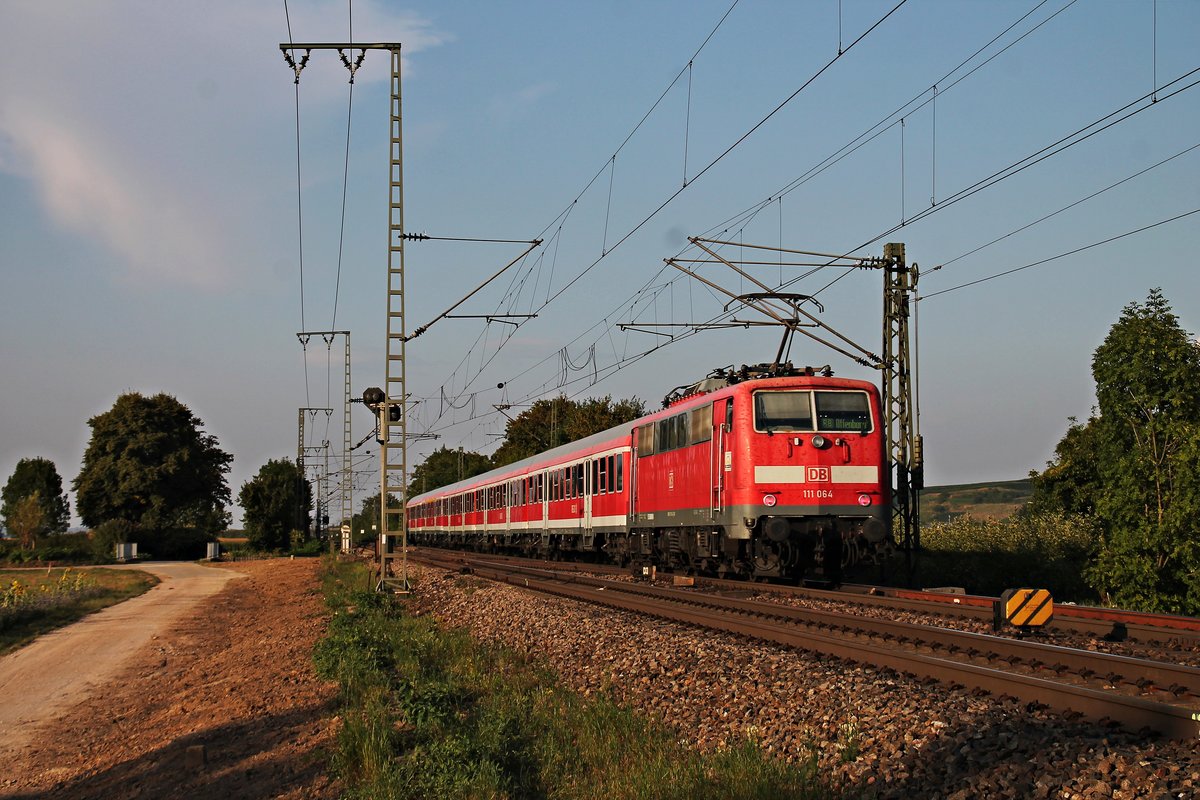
[[408, 364, 891, 582]]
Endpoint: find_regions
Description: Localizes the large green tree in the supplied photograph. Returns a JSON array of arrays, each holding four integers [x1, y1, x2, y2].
[[1033, 289, 1200, 613], [490, 394, 645, 467], [2, 456, 70, 536], [408, 446, 492, 497], [73, 393, 232, 538], [239, 459, 310, 550]]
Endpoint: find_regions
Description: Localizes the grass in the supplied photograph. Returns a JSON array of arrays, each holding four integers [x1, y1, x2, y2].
[[315, 557, 843, 800], [0, 567, 159, 655]]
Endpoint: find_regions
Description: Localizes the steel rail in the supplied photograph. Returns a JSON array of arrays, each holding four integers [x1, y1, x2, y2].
[[465, 558, 1200, 701], [410, 547, 1200, 645], [412, 551, 1200, 739]]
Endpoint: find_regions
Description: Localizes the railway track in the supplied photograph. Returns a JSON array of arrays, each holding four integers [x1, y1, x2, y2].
[[408, 548, 1200, 740], [409, 548, 1200, 649]]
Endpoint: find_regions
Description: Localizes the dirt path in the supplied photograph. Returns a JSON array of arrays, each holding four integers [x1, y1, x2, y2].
[[0, 558, 338, 799], [0, 562, 240, 754]]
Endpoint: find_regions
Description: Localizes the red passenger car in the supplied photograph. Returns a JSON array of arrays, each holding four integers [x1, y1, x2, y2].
[[408, 365, 891, 581]]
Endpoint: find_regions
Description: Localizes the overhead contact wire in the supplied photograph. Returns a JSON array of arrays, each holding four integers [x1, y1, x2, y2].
[[283, 0, 311, 406]]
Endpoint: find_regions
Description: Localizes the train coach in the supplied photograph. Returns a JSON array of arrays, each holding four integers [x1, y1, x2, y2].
[[408, 365, 892, 582]]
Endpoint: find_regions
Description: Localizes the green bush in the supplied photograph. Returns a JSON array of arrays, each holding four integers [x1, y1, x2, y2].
[[90, 520, 137, 563], [289, 538, 325, 558], [918, 511, 1099, 601]]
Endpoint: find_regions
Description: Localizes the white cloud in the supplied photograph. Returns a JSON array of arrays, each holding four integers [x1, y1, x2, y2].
[[0, 0, 448, 290]]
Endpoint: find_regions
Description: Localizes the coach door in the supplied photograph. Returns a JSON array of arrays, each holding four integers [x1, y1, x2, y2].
[[583, 459, 593, 544], [711, 398, 731, 518]]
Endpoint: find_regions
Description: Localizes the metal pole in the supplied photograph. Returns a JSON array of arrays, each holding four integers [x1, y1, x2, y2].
[[881, 243, 922, 579], [380, 45, 411, 593]]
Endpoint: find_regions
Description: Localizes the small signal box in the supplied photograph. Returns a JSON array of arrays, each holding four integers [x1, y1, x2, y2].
[[995, 588, 1053, 633]]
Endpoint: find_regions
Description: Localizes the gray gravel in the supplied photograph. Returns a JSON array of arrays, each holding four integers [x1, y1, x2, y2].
[[410, 565, 1200, 799]]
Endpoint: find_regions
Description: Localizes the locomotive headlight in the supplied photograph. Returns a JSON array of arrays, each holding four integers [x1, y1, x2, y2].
[[763, 493, 778, 507], [811, 434, 829, 449], [857, 493, 872, 507]]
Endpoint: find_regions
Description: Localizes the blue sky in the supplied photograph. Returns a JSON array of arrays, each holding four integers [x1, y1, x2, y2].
[[1, 1, 1198, 527]]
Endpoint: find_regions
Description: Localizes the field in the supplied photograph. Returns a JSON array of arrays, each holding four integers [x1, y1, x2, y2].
[[922, 478, 1032, 521], [0, 567, 159, 654]]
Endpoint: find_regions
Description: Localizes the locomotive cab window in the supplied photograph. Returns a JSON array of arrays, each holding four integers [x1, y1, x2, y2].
[[815, 391, 873, 432], [753, 391, 814, 432]]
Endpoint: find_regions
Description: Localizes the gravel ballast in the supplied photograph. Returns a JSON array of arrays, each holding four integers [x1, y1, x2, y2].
[[411, 565, 1200, 800]]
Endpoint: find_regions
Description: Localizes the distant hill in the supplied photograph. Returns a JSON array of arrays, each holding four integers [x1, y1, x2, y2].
[[922, 478, 1032, 522]]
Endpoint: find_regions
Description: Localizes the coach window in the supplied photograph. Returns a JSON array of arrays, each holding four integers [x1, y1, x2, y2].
[[598, 457, 608, 494], [616, 454, 624, 492], [574, 463, 584, 497], [754, 390, 814, 432]]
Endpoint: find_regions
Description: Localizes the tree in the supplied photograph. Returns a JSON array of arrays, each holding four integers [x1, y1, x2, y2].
[[408, 446, 492, 497], [8, 491, 46, 550], [350, 492, 402, 543], [2, 457, 70, 536], [239, 459, 310, 551], [1028, 416, 1103, 515], [1034, 290, 1200, 613], [490, 394, 645, 467], [73, 393, 233, 539]]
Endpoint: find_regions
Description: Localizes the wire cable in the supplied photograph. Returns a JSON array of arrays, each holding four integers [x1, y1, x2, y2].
[[330, 0, 356, 330], [283, 0, 311, 405], [426, 0, 908, 420], [920, 208, 1200, 300]]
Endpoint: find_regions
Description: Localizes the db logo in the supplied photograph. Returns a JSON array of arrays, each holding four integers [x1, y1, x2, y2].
[[807, 466, 830, 483]]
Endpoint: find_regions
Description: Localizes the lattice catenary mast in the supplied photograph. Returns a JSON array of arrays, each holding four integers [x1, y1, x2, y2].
[[279, 41, 410, 591], [298, 330, 352, 551]]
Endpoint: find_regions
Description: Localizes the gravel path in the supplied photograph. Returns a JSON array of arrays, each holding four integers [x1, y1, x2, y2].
[[413, 565, 1200, 800]]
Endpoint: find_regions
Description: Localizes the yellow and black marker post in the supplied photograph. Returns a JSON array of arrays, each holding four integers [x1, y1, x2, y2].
[[994, 588, 1053, 635]]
